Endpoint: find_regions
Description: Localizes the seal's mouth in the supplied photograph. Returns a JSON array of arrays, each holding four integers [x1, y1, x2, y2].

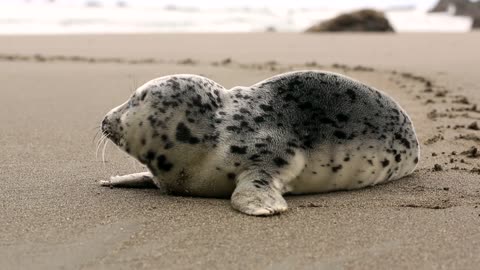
[[106, 132, 121, 146], [101, 117, 122, 146]]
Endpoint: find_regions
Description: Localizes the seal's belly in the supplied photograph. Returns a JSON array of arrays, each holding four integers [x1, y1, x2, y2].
[[288, 142, 417, 194]]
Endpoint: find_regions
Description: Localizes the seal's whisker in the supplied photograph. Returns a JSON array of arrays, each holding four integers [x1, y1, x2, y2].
[[95, 135, 103, 160], [102, 138, 109, 165], [96, 130, 106, 144], [95, 134, 108, 161], [96, 133, 106, 150], [92, 129, 102, 144]]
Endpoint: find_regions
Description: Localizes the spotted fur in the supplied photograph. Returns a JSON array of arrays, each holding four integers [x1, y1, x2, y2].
[[101, 71, 420, 216]]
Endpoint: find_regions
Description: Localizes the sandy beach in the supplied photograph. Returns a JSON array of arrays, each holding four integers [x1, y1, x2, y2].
[[0, 33, 479, 269]]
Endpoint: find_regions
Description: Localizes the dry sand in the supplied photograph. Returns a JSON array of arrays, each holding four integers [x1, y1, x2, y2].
[[0, 33, 479, 270]]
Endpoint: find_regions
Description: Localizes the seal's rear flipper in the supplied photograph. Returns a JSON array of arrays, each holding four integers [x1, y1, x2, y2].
[[99, 172, 157, 189]]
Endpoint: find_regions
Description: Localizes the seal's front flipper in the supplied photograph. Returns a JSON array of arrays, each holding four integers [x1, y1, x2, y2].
[[100, 172, 157, 189], [231, 170, 288, 216]]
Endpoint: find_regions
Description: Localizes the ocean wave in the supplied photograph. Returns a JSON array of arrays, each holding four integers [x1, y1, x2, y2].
[[0, 4, 472, 34]]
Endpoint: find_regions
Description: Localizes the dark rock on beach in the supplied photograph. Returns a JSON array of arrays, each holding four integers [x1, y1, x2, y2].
[[306, 9, 394, 33]]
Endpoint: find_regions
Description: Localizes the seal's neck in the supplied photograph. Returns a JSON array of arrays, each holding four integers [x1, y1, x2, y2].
[[142, 76, 227, 176]]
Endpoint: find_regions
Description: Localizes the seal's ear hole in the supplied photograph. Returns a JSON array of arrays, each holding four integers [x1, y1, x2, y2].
[[140, 92, 147, 101]]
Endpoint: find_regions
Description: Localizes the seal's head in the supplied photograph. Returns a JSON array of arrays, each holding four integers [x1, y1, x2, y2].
[[101, 75, 224, 171], [101, 82, 153, 155]]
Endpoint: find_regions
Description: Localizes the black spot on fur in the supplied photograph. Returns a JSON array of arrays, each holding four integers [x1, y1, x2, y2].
[[414, 157, 418, 164], [395, 133, 411, 149], [230, 145, 247, 154], [253, 116, 265, 123], [346, 89, 356, 102], [333, 130, 347, 139], [336, 113, 349, 122], [188, 137, 199, 144], [286, 149, 295, 155], [240, 121, 250, 128], [332, 165, 343, 172], [319, 117, 338, 127], [156, 155, 173, 171], [239, 108, 250, 114], [226, 126, 240, 132], [381, 159, 390, 167], [287, 142, 298, 148], [298, 102, 312, 110], [233, 114, 244, 120], [283, 94, 296, 102], [227, 173, 236, 180], [402, 139, 411, 149], [176, 122, 200, 144], [249, 154, 262, 162], [146, 151, 156, 161], [164, 142, 174, 149], [260, 104, 274, 112], [395, 154, 402, 162], [273, 157, 288, 167]]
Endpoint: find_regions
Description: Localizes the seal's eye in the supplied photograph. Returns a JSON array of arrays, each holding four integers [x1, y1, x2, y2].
[[140, 92, 147, 101], [127, 99, 136, 108]]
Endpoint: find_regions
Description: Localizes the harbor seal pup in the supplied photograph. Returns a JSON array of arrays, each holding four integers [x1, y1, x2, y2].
[[100, 70, 419, 216]]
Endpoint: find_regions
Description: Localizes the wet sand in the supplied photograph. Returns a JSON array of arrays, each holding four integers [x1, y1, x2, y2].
[[0, 33, 479, 269]]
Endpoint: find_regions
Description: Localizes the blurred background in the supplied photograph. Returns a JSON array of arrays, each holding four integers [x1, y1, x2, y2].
[[1, 0, 479, 34]]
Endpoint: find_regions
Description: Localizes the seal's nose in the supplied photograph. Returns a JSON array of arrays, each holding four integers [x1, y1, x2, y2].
[[101, 117, 109, 133]]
